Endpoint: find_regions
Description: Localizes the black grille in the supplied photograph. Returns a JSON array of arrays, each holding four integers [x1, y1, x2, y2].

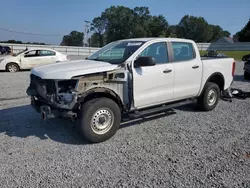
[[30, 74, 56, 97]]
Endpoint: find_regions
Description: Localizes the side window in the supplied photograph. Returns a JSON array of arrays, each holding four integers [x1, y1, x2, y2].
[[38, 50, 56, 56], [171, 42, 195, 62], [24, 50, 38, 58], [138, 42, 169, 64]]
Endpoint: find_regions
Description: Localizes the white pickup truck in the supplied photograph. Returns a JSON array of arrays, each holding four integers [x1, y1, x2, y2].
[[26, 38, 235, 143]]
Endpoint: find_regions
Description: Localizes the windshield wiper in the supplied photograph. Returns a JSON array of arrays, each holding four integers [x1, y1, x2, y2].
[[89, 58, 106, 62]]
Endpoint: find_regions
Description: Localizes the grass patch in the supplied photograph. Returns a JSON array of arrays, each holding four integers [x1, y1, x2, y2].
[[200, 51, 249, 61]]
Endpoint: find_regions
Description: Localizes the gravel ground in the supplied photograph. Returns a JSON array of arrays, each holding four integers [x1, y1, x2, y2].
[[0, 60, 250, 187]]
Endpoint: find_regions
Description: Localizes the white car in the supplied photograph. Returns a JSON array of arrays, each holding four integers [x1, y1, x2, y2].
[[27, 38, 235, 143], [0, 48, 69, 72]]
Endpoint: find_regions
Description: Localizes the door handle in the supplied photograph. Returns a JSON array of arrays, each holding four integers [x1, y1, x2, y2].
[[192, 65, 199, 69], [163, 69, 172, 73]]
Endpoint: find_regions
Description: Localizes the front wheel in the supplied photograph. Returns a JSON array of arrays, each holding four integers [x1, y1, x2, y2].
[[197, 82, 220, 111], [6, 63, 20, 73], [77, 97, 121, 143]]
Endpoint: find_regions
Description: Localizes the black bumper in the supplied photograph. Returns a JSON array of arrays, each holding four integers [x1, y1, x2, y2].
[[31, 96, 58, 119], [30, 97, 77, 120]]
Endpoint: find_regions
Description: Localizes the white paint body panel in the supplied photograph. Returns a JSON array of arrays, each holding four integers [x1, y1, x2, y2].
[[199, 58, 234, 95], [173, 58, 203, 100], [132, 63, 174, 108], [125, 38, 234, 109], [31, 59, 119, 79]]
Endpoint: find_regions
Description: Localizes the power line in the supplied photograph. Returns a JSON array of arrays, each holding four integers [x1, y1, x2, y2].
[[0, 27, 65, 37]]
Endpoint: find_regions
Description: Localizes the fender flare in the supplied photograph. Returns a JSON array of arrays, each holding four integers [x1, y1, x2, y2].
[[199, 72, 225, 95], [78, 87, 123, 108]]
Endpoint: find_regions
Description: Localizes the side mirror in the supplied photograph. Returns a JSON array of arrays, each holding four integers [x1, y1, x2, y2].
[[134, 56, 156, 68]]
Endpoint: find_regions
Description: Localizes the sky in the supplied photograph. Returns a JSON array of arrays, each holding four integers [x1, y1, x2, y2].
[[0, 0, 249, 45]]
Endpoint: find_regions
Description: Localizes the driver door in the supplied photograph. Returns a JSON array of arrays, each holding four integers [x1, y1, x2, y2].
[[20, 50, 40, 69], [132, 41, 175, 109]]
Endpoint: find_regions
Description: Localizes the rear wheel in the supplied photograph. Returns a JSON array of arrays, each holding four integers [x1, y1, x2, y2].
[[6, 63, 19, 73], [197, 82, 220, 111], [77, 97, 121, 143], [244, 71, 250, 80]]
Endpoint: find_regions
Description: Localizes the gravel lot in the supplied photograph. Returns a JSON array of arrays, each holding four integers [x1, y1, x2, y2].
[[0, 59, 250, 187]]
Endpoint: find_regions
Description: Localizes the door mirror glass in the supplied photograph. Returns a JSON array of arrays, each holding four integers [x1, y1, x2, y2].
[[134, 56, 156, 67]]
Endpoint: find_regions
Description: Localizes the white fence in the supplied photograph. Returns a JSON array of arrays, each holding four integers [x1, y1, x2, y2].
[[196, 43, 250, 51], [1, 42, 250, 56], [0, 43, 100, 56]]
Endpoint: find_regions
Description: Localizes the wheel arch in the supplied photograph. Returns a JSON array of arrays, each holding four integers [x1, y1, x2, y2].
[[5, 62, 20, 71], [203, 72, 225, 91], [79, 87, 124, 111]]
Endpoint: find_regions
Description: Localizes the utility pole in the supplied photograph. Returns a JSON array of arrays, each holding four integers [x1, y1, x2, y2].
[[84, 20, 91, 55]]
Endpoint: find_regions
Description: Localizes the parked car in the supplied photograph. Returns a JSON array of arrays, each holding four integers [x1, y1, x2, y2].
[[26, 38, 235, 143], [0, 45, 11, 55], [0, 48, 69, 72], [242, 53, 250, 80]]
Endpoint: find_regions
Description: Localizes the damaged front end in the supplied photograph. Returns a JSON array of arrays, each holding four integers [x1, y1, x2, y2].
[[26, 68, 130, 120], [26, 74, 79, 120]]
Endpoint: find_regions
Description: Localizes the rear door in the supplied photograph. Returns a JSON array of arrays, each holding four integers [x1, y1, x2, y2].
[[170, 41, 202, 99], [37, 50, 57, 64]]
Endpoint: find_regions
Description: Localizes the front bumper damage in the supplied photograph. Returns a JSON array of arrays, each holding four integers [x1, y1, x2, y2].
[[26, 75, 79, 120], [30, 96, 77, 120]]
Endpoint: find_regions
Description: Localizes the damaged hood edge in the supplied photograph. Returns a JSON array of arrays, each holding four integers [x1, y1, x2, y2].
[[31, 59, 120, 80]]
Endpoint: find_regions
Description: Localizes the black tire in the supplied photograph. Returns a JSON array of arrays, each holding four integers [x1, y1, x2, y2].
[[244, 71, 250, 80], [6, 63, 20, 73], [77, 97, 121, 143], [197, 82, 220, 111]]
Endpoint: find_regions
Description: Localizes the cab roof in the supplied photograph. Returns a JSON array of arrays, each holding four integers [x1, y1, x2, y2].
[[117, 37, 195, 43]]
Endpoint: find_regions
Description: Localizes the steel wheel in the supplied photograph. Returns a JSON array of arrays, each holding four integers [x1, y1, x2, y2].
[[90, 108, 114, 135], [207, 89, 217, 106]]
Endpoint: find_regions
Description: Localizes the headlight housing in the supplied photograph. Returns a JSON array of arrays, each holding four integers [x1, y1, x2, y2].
[[57, 80, 78, 93]]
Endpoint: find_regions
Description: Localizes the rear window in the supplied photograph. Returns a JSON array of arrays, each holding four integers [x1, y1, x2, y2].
[[39, 50, 56, 56], [171, 42, 195, 62]]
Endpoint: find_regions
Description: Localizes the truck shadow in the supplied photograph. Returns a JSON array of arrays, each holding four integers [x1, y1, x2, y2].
[[0, 105, 87, 145], [0, 103, 199, 144]]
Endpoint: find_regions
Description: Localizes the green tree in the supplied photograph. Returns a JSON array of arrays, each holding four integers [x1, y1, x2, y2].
[[208, 25, 231, 42], [132, 6, 151, 37], [148, 15, 169, 37], [90, 5, 170, 44], [90, 32, 103, 47], [60, 31, 84, 46], [176, 15, 213, 42], [237, 19, 250, 42], [90, 16, 107, 47]]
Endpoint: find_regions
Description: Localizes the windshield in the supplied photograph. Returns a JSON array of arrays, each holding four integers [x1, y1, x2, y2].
[[12, 49, 28, 56], [87, 40, 146, 64]]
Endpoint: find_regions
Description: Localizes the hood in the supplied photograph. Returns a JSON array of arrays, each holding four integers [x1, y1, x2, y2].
[[0, 55, 15, 61], [31, 59, 119, 79]]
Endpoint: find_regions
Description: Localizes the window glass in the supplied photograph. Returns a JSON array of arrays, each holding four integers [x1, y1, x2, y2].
[[24, 50, 38, 58], [87, 40, 145, 64], [39, 50, 56, 56], [171, 42, 195, 61], [138, 42, 169, 64]]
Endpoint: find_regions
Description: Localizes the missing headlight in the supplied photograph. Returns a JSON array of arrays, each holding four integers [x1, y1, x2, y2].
[[58, 80, 78, 93]]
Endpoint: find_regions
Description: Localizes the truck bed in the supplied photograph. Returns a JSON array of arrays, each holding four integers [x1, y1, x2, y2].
[[201, 56, 231, 60]]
